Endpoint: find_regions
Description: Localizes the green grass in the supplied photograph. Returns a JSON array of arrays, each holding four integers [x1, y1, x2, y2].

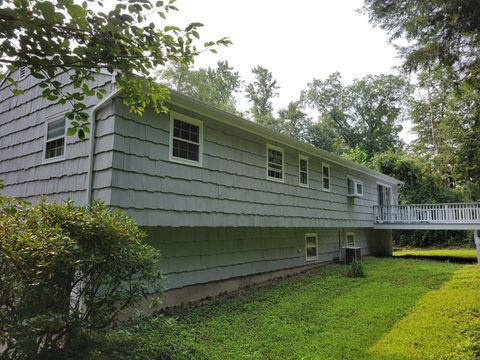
[[104, 258, 480, 359], [394, 248, 478, 261]]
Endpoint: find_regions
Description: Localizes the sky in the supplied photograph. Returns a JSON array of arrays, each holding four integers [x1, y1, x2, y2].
[[168, 0, 415, 142]]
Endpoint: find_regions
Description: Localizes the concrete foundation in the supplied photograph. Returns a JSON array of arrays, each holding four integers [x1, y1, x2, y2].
[[127, 261, 332, 315], [367, 229, 393, 256]]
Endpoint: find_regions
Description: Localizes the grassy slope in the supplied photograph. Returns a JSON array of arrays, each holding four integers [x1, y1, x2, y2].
[[394, 248, 477, 260], [100, 258, 480, 359], [165, 258, 480, 359]]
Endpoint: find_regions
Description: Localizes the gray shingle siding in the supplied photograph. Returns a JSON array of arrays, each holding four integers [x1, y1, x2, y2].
[[145, 226, 386, 290], [108, 101, 398, 227], [0, 69, 115, 204], [0, 73, 397, 295]]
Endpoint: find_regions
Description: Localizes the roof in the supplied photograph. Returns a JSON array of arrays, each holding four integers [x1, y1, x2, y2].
[[167, 89, 403, 187]]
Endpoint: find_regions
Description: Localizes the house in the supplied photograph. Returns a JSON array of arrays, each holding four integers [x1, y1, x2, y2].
[[0, 69, 410, 306]]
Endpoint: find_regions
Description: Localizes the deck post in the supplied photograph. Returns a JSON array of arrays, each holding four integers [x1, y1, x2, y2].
[[475, 229, 480, 264]]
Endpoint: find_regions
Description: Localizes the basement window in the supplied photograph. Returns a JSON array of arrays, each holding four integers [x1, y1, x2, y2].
[[305, 233, 318, 261], [44, 116, 66, 161], [266, 144, 284, 182], [345, 232, 355, 247], [298, 155, 309, 187], [169, 112, 203, 167]]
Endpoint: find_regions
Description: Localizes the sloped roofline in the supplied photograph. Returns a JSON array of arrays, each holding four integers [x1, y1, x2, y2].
[[167, 89, 403, 187]]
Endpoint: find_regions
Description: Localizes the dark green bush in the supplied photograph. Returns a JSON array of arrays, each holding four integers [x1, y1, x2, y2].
[[347, 259, 365, 278], [0, 197, 162, 359], [394, 229, 473, 248]]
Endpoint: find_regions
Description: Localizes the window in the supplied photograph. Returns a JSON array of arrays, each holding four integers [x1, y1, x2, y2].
[[322, 163, 330, 191], [345, 232, 355, 247], [44, 116, 66, 161], [266, 144, 284, 182], [347, 177, 363, 197], [298, 155, 309, 187], [377, 183, 391, 206], [169, 112, 203, 166], [19, 67, 27, 80], [305, 233, 318, 261]]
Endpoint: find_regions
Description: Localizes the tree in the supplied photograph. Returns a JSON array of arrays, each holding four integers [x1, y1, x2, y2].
[[303, 72, 412, 158], [160, 60, 242, 114], [362, 0, 480, 201], [245, 66, 281, 130], [276, 100, 313, 142], [410, 67, 480, 200], [0, 197, 162, 359], [362, 0, 480, 86], [0, 0, 230, 139]]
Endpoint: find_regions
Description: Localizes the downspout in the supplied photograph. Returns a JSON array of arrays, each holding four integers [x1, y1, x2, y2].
[[86, 87, 123, 205]]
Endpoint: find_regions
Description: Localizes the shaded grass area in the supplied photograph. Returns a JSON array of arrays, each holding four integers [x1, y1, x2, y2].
[[394, 248, 478, 263], [97, 258, 480, 359]]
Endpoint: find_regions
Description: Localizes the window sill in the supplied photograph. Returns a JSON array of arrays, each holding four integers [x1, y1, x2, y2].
[[42, 156, 66, 165], [266, 176, 284, 183], [169, 156, 203, 168]]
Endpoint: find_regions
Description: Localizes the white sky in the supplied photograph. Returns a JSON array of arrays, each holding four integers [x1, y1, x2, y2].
[[168, 0, 416, 142]]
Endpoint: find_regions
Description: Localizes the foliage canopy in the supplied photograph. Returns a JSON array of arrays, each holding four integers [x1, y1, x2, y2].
[[0, 0, 230, 139]]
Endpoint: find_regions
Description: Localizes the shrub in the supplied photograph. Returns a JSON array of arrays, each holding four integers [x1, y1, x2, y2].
[[0, 197, 162, 359], [347, 259, 365, 278]]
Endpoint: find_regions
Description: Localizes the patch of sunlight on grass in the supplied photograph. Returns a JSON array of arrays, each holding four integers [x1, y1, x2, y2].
[[394, 248, 477, 260], [369, 265, 480, 360]]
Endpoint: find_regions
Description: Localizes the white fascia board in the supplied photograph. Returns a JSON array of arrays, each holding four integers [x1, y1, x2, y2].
[[168, 90, 403, 187]]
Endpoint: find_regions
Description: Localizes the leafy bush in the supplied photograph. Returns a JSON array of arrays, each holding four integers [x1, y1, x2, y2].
[[347, 259, 365, 278], [0, 197, 162, 359]]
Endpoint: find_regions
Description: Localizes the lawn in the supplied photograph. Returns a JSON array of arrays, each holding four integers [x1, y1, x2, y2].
[[394, 248, 478, 262], [99, 258, 480, 360]]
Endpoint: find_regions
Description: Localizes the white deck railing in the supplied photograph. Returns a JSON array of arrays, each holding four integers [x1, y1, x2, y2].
[[374, 203, 480, 225]]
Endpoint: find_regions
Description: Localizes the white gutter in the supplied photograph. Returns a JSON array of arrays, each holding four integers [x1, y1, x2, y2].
[[85, 87, 123, 205]]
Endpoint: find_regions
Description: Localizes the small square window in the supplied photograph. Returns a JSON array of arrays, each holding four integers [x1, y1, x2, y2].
[[299, 155, 308, 187], [169, 113, 203, 167], [44, 117, 66, 161], [266, 145, 284, 182], [322, 163, 330, 191], [305, 233, 318, 261]]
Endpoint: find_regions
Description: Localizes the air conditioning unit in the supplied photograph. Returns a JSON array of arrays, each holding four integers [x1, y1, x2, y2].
[[343, 246, 361, 264], [347, 177, 364, 197]]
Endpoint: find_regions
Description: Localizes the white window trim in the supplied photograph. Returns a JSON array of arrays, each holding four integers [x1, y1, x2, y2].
[[305, 233, 319, 261], [322, 162, 331, 192], [169, 111, 203, 167], [347, 176, 364, 197], [298, 154, 309, 187], [266, 143, 284, 183], [345, 232, 355, 247], [43, 112, 67, 164]]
